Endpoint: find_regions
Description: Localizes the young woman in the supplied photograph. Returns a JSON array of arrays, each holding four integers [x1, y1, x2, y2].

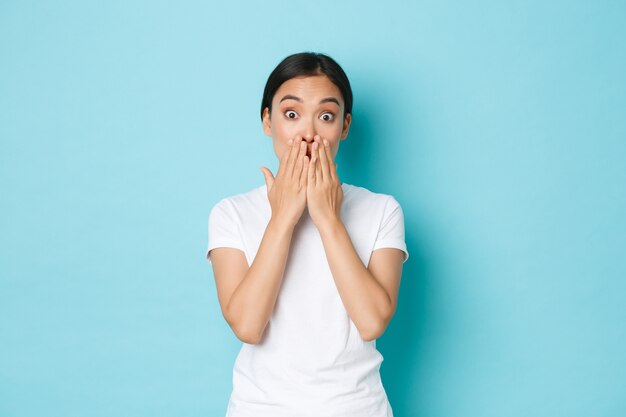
[[206, 52, 409, 417]]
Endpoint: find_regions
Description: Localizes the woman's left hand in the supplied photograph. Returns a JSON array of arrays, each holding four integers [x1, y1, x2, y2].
[[307, 135, 343, 230]]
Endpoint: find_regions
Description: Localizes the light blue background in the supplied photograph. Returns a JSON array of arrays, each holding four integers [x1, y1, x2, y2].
[[1, 1, 625, 416]]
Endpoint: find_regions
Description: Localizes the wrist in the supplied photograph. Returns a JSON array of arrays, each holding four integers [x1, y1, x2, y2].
[[268, 215, 297, 235], [315, 215, 343, 236]]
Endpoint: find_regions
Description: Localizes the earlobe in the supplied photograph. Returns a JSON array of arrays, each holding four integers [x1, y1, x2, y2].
[[262, 107, 272, 136], [340, 113, 352, 139]]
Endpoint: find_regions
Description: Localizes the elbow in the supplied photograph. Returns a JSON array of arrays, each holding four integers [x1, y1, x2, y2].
[[359, 318, 387, 342], [359, 307, 395, 342], [229, 317, 264, 344], [233, 326, 263, 344], [360, 332, 378, 342], [226, 313, 265, 344]]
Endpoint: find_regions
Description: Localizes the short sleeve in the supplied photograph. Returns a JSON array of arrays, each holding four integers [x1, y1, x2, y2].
[[205, 199, 246, 264], [372, 196, 409, 263]]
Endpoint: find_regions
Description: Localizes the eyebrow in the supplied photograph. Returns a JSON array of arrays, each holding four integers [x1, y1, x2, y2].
[[279, 95, 340, 106]]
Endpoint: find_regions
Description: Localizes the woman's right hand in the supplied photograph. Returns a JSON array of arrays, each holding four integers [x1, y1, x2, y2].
[[260, 136, 309, 228]]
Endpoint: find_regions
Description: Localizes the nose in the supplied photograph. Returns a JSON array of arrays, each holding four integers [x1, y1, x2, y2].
[[301, 119, 316, 143]]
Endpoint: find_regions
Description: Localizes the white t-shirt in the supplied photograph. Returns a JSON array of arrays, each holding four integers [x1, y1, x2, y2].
[[206, 182, 409, 417]]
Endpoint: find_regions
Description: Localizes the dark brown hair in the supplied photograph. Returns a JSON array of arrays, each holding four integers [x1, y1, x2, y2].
[[260, 52, 353, 120]]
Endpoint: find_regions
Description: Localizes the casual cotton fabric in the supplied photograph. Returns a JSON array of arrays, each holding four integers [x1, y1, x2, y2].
[[206, 182, 409, 417]]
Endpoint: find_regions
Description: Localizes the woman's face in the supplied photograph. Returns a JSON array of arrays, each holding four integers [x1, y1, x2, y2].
[[262, 75, 351, 163]]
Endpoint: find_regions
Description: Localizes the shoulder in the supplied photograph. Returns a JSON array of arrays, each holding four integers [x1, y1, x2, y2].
[[209, 184, 271, 223], [347, 184, 409, 262], [342, 183, 401, 209], [211, 183, 266, 210]]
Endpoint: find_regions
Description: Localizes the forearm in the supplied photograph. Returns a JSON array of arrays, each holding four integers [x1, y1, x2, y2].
[[317, 218, 393, 341], [226, 217, 294, 343]]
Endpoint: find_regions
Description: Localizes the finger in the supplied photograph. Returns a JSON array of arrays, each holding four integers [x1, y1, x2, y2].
[[308, 149, 316, 187], [293, 139, 307, 179], [260, 166, 274, 192], [313, 141, 323, 181], [323, 138, 338, 181], [287, 136, 303, 177], [300, 155, 309, 188], [317, 137, 331, 181], [276, 138, 293, 178]]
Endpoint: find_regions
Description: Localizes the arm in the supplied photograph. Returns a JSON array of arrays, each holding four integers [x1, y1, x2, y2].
[[210, 136, 309, 344], [210, 218, 295, 344], [307, 136, 405, 341], [317, 220, 405, 341]]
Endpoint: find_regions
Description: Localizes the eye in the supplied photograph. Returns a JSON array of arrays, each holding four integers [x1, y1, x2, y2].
[[284, 110, 299, 119], [320, 112, 334, 122]]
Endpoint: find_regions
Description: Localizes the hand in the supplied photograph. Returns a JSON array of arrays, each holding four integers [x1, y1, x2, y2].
[[307, 135, 343, 230], [260, 136, 310, 228]]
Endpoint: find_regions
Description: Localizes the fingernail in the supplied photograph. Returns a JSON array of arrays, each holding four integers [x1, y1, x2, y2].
[[288, 139, 293, 145], [323, 139, 329, 146]]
